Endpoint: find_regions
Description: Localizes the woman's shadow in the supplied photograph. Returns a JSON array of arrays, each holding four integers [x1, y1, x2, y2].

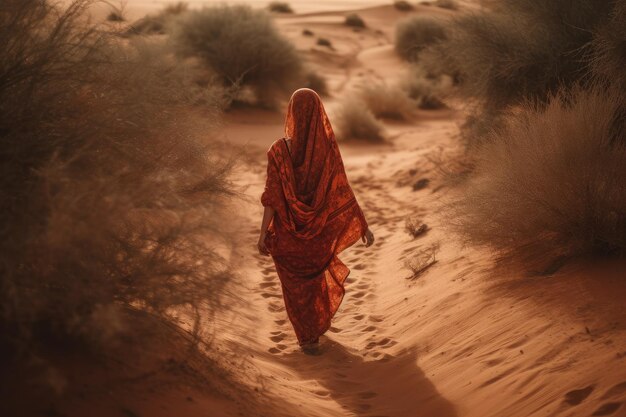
[[282, 337, 458, 417]]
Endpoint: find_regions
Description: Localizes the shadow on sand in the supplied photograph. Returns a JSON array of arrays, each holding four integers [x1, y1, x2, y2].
[[283, 337, 458, 417]]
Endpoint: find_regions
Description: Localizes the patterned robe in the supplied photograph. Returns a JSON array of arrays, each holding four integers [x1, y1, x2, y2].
[[261, 88, 368, 345]]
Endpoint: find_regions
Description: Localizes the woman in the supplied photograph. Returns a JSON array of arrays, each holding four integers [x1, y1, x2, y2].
[[257, 88, 375, 352]]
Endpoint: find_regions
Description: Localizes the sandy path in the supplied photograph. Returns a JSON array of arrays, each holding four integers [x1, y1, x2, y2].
[[210, 5, 626, 417]]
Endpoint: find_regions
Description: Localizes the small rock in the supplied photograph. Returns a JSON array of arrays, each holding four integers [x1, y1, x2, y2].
[[412, 178, 430, 191]]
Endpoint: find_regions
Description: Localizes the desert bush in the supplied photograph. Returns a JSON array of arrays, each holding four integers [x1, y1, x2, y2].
[[303, 70, 329, 96], [171, 5, 302, 106], [126, 2, 188, 35], [359, 83, 416, 120], [394, 1, 414, 11], [302, 28, 314, 36], [0, 0, 234, 355], [345, 13, 366, 28], [395, 16, 446, 61], [424, 0, 615, 111], [449, 85, 626, 268], [107, 10, 125, 22], [268, 1, 293, 13], [317, 37, 333, 48], [591, 0, 626, 87], [405, 217, 429, 238], [401, 68, 447, 109], [334, 98, 385, 142], [435, 0, 457, 10]]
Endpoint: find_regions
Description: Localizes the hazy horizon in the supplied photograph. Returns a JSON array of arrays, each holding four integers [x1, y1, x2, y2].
[[121, 0, 387, 14]]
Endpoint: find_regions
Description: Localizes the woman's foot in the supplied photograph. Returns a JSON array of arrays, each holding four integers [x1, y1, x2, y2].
[[300, 338, 320, 355]]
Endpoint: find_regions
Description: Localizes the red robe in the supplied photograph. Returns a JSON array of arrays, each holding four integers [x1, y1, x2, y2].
[[261, 88, 368, 345]]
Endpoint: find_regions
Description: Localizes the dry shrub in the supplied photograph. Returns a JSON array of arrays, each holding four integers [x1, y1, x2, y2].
[[450, 85, 626, 268], [0, 0, 234, 355], [360, 83, 416, 120], [405, 217, 429, 238], [435, 0, 457, 10], [395, 16, 447, 61], [424, 0, 615, 110], [334, 98, 385, 142], [171, 5, 302, 107], [401, 67, 448, 109], [317, 37, 333, 48], [345, 13, 366, 28], [268, 1, 293, 13], [126, 2, 188, 35], [591, 0, 626, 87], [405, 243, 440, 279], [394, 1, 414, 11], [303, 70, 329, 96]]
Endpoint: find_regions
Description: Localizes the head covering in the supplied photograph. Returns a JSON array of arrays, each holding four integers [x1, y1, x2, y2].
[[284, 88, 337, 205]]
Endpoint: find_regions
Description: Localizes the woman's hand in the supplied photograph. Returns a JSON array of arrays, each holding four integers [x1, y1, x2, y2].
[[362, 228, 375, 247], [257, 234, 270, 256]]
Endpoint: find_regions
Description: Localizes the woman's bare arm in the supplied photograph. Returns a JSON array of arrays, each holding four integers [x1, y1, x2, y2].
[[257, 206, 275, 256]]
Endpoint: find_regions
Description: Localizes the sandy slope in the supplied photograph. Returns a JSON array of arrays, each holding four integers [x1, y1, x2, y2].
[[211, 4, 626, 417]]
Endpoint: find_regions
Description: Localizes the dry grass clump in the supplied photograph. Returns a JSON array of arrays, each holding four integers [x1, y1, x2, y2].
[[425, 0, 614, 110], [450, 85, 626, 268], [394, 1, 414, 11], [317, 37, 333, 48], [334, 98, 385, 142], [435, 0, 457, 10], [126, 2, 188, 35], [171, 5, 302, 107], [268, 1, 293, 13], [303, 70, 329, 96], [590, 0, 626, 87], [405, 243, 440, 279], [401, 66, 448, 109], [0, 0, 234, 356], [345, 13, 366, 28], [360, 83, 416, 120], [395, 16, 447, 61], [405, 217, 429, 238]]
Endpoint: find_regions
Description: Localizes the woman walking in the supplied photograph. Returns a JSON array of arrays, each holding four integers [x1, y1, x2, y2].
[[257, 88, 375, 353]]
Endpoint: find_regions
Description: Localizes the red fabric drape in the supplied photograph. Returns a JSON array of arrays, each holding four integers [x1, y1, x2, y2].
[[261, 88, 368, 345]]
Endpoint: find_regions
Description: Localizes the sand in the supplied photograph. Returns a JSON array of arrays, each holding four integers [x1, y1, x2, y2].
[[17, 2, 625, 417], [211, 4, 626, 417]]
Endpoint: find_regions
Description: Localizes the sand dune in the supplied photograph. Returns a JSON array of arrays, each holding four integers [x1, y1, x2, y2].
[[210, 3, 626, 417]]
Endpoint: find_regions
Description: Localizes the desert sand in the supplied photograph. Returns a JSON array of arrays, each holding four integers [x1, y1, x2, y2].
[[19, 2, 625, 417], [204, 4, 626, 417]]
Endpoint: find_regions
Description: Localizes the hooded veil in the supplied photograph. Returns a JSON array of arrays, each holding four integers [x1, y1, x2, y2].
[[261, 88, 368, 345]]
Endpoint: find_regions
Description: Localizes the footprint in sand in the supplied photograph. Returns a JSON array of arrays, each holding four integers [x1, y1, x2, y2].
[[563, 385, 594, 406], [274, 319, 287, 325], [591, 402, 622, 416], [602, 381, 626, 399], [259, 282, 276, 289], [261, 292, 281, 299]]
